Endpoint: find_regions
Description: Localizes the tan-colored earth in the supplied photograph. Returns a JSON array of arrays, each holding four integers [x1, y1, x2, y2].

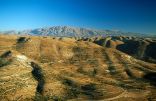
[[0, 35, 156, 101]]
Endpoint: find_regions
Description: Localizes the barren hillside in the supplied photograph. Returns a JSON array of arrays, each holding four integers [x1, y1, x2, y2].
[[80, 36, 156, 63], [0, 35, 156, 101]]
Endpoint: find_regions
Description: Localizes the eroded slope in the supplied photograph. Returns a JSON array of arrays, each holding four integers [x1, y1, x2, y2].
[[0, 35, 156, 101]]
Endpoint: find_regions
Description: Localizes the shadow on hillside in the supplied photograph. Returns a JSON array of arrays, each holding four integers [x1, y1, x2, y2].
[[116, 41, 139, 55], [31, 62, 45, 94], [143, 72, 156, 86]]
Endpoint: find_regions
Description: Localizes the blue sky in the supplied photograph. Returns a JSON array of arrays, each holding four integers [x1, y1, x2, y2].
[[0, 0, 156, 34]]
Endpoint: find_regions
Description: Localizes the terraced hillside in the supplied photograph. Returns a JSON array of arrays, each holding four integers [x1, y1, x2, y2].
[[0, 35, 156, 101]]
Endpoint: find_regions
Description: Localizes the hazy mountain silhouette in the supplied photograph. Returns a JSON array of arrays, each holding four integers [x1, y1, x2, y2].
[[1, 26, 152, 37]]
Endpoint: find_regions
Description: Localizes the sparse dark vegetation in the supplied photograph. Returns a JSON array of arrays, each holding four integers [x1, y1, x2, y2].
[[62, 78, 80, 98], [0, 57, 10, 67], [0, 51, 12, 58], [63, 78, 76, 87], [17, 37, 29, 43], [81, 83, 103, 99], [16, 37, 30, 49], [0, 51, 12, 67], [92, 68, 97, 77]]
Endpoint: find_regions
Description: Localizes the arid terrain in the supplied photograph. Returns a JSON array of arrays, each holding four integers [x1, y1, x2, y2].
[[0, 35, 156, 101]]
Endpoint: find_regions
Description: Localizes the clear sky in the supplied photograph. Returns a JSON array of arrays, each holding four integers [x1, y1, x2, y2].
[[0, 0, 156, 34]]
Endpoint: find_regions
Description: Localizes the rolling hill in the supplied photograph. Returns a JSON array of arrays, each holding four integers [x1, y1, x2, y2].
[[0, 35, 156, 100], [80, 36, 156, 63]]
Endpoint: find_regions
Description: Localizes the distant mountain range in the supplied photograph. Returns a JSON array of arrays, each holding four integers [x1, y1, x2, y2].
[[0, 26, 155, 37]]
